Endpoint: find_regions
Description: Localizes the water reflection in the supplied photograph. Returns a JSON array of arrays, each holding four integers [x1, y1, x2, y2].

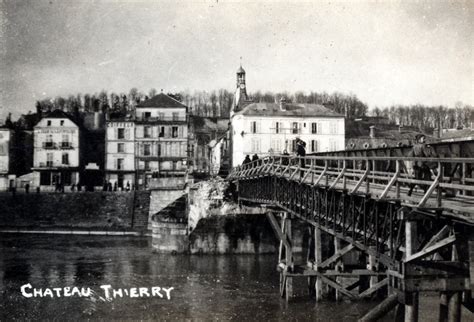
[[0, 234, 463, 321]]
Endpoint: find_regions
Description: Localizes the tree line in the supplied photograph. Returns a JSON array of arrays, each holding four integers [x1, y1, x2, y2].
[[32, 88, 369, 118], [371, 102, 473, 131], [7, 87, 473, 132]]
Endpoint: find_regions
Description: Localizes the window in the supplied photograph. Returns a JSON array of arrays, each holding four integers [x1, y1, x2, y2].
[[62, 153, 69, 165], [40, 172, 51, 185], [117, 158, 124, 170], [273, 122, 282, 134], [143, 112, 151, 120], [44, 135, 54, 148], [47, 120, 51, 126], [251, 138, 261, 152], [159, 112, 165, 119], [144, 161, 150, 171], [61, 134, 69, 148], [291, 139, 298, 152], [47, 153, 53, 167], [117, 128, 125, 139], [330, 122, 337, 135], [311, 123, 318, 134], [172, 112, 179, 121], [159, 126, 165, 137], [271, 139, 281, 152], [250, 121, 258, 134], [172, 126, 178, 138], [117, 143, 125, 153], [60, 120, 64, 126], [157, 144, 162, 156], [144, 126, 152, 138], [144, 144, 151, 156], [292, 122, 299, 134], [311, 140, 318, 152], [0, 144, 4, 154]]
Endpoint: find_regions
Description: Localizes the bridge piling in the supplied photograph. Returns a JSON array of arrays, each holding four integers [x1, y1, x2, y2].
[[232, 152, 474, 320]]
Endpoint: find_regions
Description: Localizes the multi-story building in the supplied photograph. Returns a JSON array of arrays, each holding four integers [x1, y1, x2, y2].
[[104, 93, 190, 189], [135, 93, 189, 189], [230, 66, 345, 167], [0, 127, 11, 190], [32, 110, 80, 187], [105, 120, 135, 189]]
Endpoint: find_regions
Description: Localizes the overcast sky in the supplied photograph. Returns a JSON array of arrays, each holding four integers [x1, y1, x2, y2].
[[0, 0, 472, 119]]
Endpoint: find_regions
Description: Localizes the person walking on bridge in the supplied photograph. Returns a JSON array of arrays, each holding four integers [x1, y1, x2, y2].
[[407, 134, 436, 196], [296, 138, 306, 178]]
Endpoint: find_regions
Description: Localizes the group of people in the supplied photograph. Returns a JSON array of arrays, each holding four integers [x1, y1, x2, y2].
[[103, 181, 132, 192], [242, 154, 260, 166]]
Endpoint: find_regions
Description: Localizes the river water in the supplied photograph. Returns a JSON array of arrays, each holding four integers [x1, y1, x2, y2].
[[0, 234, 469, 321]]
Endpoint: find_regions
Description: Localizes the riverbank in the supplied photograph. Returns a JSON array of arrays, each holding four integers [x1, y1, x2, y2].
[[0, 191, 150, 232]]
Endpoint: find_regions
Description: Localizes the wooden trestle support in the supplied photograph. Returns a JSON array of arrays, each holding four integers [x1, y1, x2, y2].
[[234, 173, 474, 322]]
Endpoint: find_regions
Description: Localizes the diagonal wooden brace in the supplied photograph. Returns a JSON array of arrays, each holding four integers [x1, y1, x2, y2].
[[358, 278, 388, 298], [320, 244, 355, 268], [405, 234, 456, 263], [351, 166, 369, 194], [266, 212, 292, 249]]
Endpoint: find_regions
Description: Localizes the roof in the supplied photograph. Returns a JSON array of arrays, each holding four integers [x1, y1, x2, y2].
[[234, 102, 343, 117], [237, 66, 245, 74], [42, 110, 79, 126], [440, 128, 474, 141], [136, 93, 188, 109]]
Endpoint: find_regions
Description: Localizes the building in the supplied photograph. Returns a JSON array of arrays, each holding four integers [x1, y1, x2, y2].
[[0, 128, 11, 190], [135, 93, 189, 189], [230, 66, 345, 167], [104, 93, 190, 190], [32, 110, 80, 188], [344, 119, 425, 150], [105, 120, 135, 189]]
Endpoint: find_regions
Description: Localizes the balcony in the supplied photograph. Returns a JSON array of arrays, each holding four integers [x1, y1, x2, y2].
[[135, 116, 187, 124], [60, 142, 73, 149], [42, 142, 56, 149]]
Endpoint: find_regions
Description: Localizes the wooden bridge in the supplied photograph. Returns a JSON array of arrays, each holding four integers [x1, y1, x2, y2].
[[227, 151, 474, 321]]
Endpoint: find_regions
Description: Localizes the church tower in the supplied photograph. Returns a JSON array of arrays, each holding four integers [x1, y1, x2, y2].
[[233, 64, 249, 113]]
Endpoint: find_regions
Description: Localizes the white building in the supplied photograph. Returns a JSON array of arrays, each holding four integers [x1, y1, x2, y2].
[[105, 120, 135, 189], [0, 128, 11, 190], [32, 110, 80, 188], [229, 65, 345, 167]]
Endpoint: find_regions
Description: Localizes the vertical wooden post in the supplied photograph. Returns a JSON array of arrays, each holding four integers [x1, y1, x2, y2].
[[439, 292, 449, 322], [314, 226, 323, 302], [447, 292, 461, 322], [368, 247, 378, 290], [334, 236, 343, 301], [447, 244, 461, 322], [405, 219, 419, 322], [285, 214, 293, 302]]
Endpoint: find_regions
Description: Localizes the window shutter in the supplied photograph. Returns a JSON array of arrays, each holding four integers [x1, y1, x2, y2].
[[114, 158, 117, 169], [257, 121, 261, 133], [178, 126, 183, 138], [125, 128, 130, 140]]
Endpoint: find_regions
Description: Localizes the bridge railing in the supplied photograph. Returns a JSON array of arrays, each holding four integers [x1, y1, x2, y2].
[[230, 154, 474, 216]]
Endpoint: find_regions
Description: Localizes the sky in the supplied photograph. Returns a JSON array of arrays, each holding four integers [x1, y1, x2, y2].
[[0, 0, 473, 120]]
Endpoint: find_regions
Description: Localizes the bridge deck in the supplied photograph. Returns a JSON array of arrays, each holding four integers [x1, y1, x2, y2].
[[230, 155, 474, 225]]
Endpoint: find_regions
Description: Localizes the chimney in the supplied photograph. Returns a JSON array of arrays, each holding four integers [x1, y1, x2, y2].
[[369, 125, 375, 139], [279, 97, 287, 111]]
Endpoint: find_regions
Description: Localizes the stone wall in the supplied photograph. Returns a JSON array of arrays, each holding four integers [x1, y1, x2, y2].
[[149, 189, 186, 224], [0, 191, 150, 231]]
